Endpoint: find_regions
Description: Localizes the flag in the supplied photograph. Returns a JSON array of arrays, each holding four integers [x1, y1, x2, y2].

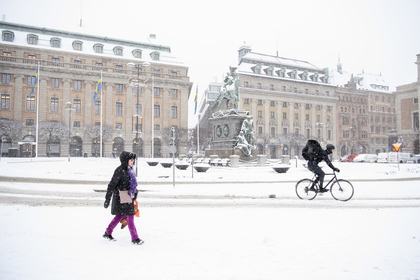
[[194, 85, 198, 114], [28, 65, 39, 98], [93, 73, 102, 104]]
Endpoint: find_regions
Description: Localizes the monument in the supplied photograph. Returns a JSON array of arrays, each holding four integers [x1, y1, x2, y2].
[[205, 71, 257, 160]]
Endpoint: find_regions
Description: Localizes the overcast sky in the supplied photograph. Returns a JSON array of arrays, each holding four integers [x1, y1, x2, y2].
[[1, 0, 420, 127]]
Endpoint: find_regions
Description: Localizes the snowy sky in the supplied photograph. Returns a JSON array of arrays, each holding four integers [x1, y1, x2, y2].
[[1, 0, 420, 127]]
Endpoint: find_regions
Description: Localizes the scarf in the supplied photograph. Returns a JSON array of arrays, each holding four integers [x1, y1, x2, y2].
[[128, 167, 138, 197]]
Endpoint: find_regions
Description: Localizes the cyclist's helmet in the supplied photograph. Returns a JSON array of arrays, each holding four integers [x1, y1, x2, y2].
[[326, 144, 335, 154]]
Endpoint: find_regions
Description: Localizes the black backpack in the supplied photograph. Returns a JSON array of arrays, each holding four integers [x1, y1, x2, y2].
[[302, 139, 322, 161]]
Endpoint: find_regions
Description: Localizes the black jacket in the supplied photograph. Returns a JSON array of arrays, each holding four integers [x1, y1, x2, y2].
[[311, 149, 336, 170], [105, 151, 137, 216]]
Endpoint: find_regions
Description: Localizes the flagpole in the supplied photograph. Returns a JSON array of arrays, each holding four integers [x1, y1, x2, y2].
[[35, 64, 40, 162], [100, 70, 103, 160]]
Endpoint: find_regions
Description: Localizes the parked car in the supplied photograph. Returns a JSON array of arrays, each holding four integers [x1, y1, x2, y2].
[[377, 152, 390, 163], [388, 152, 414, 163], [413, 155, 420, 163], [353, 154, 378, 163], [339, 154, 358, 162]]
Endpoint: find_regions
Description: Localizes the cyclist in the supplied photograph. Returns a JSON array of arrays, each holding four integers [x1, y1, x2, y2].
[[308, 144, 340, 192]]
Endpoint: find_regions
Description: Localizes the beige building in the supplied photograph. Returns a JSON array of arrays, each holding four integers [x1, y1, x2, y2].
[[394, 54, 420, 154], [0, 22, 192, 158]]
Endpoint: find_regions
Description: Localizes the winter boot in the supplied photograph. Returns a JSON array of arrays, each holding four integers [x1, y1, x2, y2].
[[132, 238, 144, 245], [103, 232, 116, 241]]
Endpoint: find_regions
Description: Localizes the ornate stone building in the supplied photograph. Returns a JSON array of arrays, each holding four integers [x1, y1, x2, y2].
[[394, 54, 420, 154], [0, 21, 192, 158]]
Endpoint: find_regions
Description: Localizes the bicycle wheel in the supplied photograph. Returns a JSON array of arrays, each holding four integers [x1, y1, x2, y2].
[[295, 179, 317, 200], [330, 179, 354, 201]]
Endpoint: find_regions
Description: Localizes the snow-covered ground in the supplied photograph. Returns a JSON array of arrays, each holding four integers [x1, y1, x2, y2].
[[0, 157, 420, 280]]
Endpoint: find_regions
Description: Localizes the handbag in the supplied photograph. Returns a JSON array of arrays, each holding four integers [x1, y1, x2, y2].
[[119, 190, 132, 204]]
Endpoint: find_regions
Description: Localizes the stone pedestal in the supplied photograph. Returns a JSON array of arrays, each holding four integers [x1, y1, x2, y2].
[[229, 155, 240, 167], [257, 155, 266, 166]]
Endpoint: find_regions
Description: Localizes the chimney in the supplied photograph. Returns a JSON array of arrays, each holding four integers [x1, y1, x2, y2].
[[416, 54, 420, 82]]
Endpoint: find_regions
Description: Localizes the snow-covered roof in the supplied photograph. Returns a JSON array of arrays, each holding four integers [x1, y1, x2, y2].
[[242, 52, 323, 72], [0, 21, 183, 66]]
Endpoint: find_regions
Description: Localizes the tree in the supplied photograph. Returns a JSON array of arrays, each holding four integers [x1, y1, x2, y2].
[[38, 121, 68, 141], [0, 119, 23, 142], [83, 125, 113, 141]]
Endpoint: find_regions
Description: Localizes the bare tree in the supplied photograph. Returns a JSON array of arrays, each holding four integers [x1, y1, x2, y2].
[[0, 119, 23, 142], [38, 121, 68, 141], [83, 125, 113, 141]]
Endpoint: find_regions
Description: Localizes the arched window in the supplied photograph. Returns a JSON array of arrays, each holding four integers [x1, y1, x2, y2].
[[93, 43, 104, 53], [132, 49, 142, 58], [2, 31, 14, 42], [113, 46, 123, 56], [50, 37, 61, 48], [27, 34, 38, 45], [72, 41, 83, 51], [150, 51, 160, 61]]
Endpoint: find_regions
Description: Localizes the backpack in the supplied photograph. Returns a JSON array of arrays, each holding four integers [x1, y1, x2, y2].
[[302, 139, 322, 161]]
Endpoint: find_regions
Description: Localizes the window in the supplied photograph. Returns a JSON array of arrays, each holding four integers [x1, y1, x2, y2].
[[132, 49, 142, 58], [270, 127, 276, 137], [1, 94, 10, 110], [244, 98, 250, 105], [294, 113, 299, 121], [414, 97, 419, 104], [73, 121, 81, 128], [73, 60, 82, 68], [154, 105, 160, 118], [116, 102, 123, 116], [116, 65, 123, 73], [283, 127, 288, 135], [343, 130, 350, 138], [154, 124, 160, 131], [305, 114, 310, 121], [27, 75, 37, 86], [2, 31, 14, 42], [51, 78, 59, 89], [50, 38, 61, 48], [343, 117, 349, 125], [93, 44, 104, 53], [26, 96, 35, 111], [135, 103, 142, 117], [258, 127, 263, 135], [116, 84, 123, 93], [294, 103, 299, 109], [257, 99, 263, 106], [151, 52, 160, 60], [270, 101, 275, 107], [154, 87, 161, 97], [244, 81, 249, 87], [27, 34, 38, 45], [171, 89, 178, 98], [94, 101, 101, 115], [51, 57, 60, 66], [282, 102, 287, 108], [74, 80, 82, 90], [283, 112, 287, 120], [50, 97, 59, 112], [74, 99, 82, 114], [95, 63, 103, 68], [2, 73, 11, 84], [113, 47, 123, 56], [257, 83, 262, 89], [171, 106, 178, 119], [414, 112, 419, 131], [258, 111, 262, 118], [270, 112, 275, 119], [116, 123, 123, 129], [26, 119, 35, 126], [72, 41, 83, 50]]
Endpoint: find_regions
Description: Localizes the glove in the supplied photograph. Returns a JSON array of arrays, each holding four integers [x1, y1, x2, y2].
[[104, 200, 110, 209], [334, 168, 340, 173]]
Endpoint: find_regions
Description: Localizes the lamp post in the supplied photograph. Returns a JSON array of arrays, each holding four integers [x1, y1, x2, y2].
[[127, 61, 151, 164], [65, 102, 74, 162]]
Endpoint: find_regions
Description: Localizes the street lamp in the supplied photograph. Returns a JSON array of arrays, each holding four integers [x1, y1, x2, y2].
[[127, 61, 151, 162], [65, 102, 74, 162]]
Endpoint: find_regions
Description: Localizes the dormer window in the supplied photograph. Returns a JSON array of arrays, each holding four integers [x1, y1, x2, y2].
[[264, 66, 274, 76], [113, 46, 123, 56], [299, 71, 308, 80], [288, 69, 297, 79], [2, 31, 14, 42], [72, 41, 83, 51], [50, 38, 61, 48], [94, 44, 104, 53], [276, 68, 285, 78], [27, 34, 38, 45], [310, 73, 319, 82], [132, 49, 142, 58], [252, 64, 262, 74], [150, 51, 160, 61]]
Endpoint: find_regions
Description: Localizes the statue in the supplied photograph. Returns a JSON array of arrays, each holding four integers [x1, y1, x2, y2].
[[215, 72, 239, 111], [234, 116, 256, 157]]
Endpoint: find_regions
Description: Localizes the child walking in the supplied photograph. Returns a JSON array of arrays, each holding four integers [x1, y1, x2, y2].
[[103, 151, 144, 245]]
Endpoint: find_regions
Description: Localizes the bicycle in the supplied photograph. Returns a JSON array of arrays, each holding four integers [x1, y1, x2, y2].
[[295, 171, 354, 201]]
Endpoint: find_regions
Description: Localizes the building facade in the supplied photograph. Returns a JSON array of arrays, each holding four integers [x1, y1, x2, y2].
[[0, 22, 192, 158], [394, 54, 420, 154]]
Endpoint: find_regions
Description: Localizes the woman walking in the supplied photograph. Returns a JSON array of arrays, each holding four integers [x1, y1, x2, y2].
[[103, 151, 144, 245]]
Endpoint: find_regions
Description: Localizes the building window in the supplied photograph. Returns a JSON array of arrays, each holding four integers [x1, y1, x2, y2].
[[257, 99, 263, 106], [2, 73, 11, 84], [74, 80, 82, 90], [116, 65, 123, 73], [343, 130, 350, 138], [154, 105, 160, 118], [74, 99, 82, 114], [113, 47, 123, 56], [258, 126, 263, 135], [171, 89, 178, 98], [50, 97, 59, 112], [294, 113, 299, 121], [132, 49, 142, 58], [116, 84, 123, 93], [51, 78, 59, 89], [72, 41, 83, 50], [154, 124, 160, 131], [258, 111, 262, 118], [50, 38, 61, 48], [2, 31, 14, 42], [26, 96, 35, 111], [27, 75, 37, 86], [270, 101, 275, 107], [135, 103, 142, 117], [95, 63, 103, 69], [244, 98, 250, 105], [93, 44, 104, 53], [414, 112, 419, 131], [171, 106, 178, 119], [257, 83, 262, 89], [154, 87, 161, 97], [1, 94, 10, 110], [94, 101, 101, 115], [414, 97, 419, 104], [116, 102, 123, 116], [27, 34, 38, 45], [244, 81, 249, 87], [283, 112, 287, 120], [115, 122, 123, 129], [271, 112, 275, 119], [151, 52, 160, 60], [282, 102, 287, 108], [26, 119, 35, 126], [270, 127, 276, 137], [73, 121, 81, 128]]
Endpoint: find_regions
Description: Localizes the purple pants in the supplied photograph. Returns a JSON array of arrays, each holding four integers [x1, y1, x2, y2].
[[105, 215, 139, 241]]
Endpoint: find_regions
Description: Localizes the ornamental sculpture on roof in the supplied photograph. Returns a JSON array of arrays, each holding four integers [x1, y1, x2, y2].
[[214, 72, 239, 111]]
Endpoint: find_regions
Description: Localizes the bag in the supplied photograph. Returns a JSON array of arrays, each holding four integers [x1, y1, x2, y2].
[[119, 190, 132, 204], [302, 139, 322, 161], [134, 199, 140, 217]]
